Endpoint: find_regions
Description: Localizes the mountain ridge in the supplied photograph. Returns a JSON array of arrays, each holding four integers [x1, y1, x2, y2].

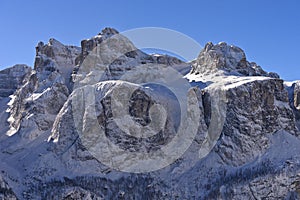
[[0, 27, 300, 199]]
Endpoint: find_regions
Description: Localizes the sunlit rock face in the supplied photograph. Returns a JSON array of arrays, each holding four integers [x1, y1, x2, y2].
[[191, 42, 279, 78], [0, 28, 300, 199], [5, 37, 78, 138]]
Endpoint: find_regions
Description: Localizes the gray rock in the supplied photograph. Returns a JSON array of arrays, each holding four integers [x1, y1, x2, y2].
[[0, 28, 300, 199], [217, 79, 298, 166], [0, 175, 17, 200], [35, 38, 81, 90], [294, 82, 300, 111], [191, 42, 280, 78], [75, 27, 120, 67], [0, 64, 31, 98], [6, 38, 79, 138], [286, 81, 300, 130], [72, 28, 190, 87]]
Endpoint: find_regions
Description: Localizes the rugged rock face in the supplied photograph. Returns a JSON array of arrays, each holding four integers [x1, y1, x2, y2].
[[286, 81, 300, 130], [0, 65, 31, 98], [191, 42, 279, 78], [294, 82, 300, 130], [6, 37, 78, 137], [72, 27, 189, 86], [295, 82, 300, 111], [75, 27, 120, 67], [0, 175, 17, 200], [0, 28, 300, 199], [35, 38, 81, 90], [217, 79, 297, 167]]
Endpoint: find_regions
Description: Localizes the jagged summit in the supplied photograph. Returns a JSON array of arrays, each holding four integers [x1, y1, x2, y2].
[[191, 42, 279, 78], [34, 37, 81, 89], [97, 27, 119, 37]]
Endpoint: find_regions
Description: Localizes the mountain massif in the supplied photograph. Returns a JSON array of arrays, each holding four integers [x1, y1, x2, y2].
[[0, 28, 300, 199]]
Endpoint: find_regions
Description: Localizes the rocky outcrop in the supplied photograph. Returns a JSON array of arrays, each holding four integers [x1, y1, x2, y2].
[[72, 27, 190, 87], [217, 79, 297, 166], [201, 130, 300, 199], [294, 82, 300, 130], [49, 80, 193, 156], [285, 81, 300, 130], [0, 175, 17, 200], [35, 38, 81, 90], [7, 78, 68, 138], [295, 82, 300, 111], [75, 27, 120, 67], [6, 38, 79, 138], [0, 65, 31, 98], [191, 42, 279, 78]]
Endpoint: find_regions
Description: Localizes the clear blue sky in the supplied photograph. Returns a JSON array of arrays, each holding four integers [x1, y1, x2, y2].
[[0, 0, 299, 80]]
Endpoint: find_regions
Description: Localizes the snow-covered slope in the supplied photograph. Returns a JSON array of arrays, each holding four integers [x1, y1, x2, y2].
[[0, 28, 300, 199]]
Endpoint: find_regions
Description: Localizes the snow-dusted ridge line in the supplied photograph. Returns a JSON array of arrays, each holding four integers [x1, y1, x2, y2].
[[0, 27, 299, 199]]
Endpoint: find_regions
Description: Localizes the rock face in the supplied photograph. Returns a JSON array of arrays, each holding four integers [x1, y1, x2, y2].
[[217, 79, 297, 167], [75, 27, 120, 67], [6, 37, 78, 137], [35, 38, 81, 90], [191, 42, 279, 78], [0, 175, 17, 200], [0, 28, 300, 199], [286, 81, 300, 130], [72, 27, 189, 85], [295, 82, 300, 111], [0, 65, 31, 98]]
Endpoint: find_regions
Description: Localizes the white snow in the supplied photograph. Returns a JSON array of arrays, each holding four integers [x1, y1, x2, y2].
[[6, 94, 16, 111], [284, 81, 296, 87], [27, 88, 51, 101], [6, 95, 18, 136], [6, 114, 19, 136], [185, 72, 271, 90]]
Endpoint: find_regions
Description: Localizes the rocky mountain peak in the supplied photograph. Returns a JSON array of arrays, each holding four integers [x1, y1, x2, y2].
[[1, 28, 300, 199], [191, 42, 279, 78], [34, 38, 81, 88], [35, 38, 67, 58], [98, 27, 119, 38], [75, 27, 137, 68]]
